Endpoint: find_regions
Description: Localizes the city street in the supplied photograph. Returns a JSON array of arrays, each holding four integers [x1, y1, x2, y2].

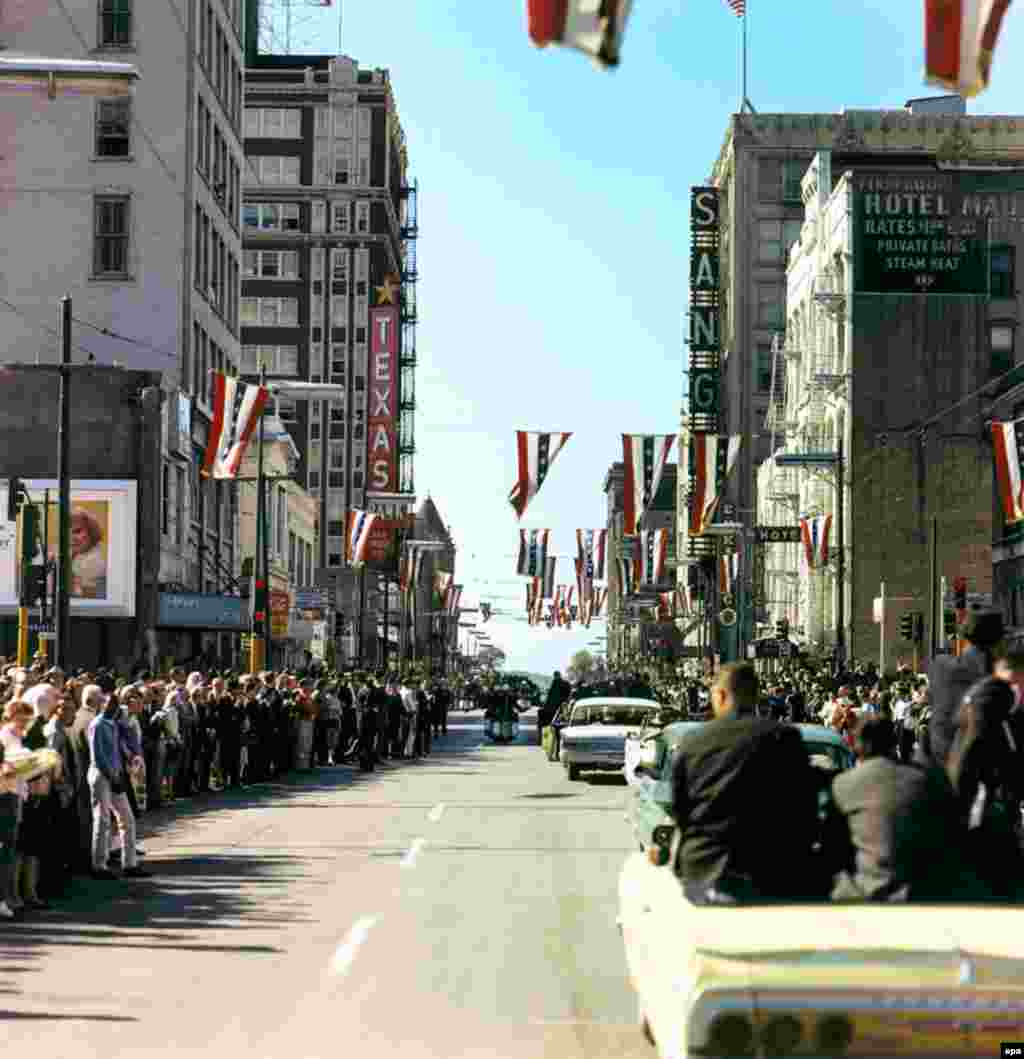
[[0, 712, 648, 1059]]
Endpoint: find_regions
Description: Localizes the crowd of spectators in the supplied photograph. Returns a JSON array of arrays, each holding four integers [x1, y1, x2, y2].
[[0, 660, 455, 919]]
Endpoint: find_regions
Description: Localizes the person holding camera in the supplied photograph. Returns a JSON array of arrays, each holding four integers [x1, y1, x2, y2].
[[86, 683, 150, 880]]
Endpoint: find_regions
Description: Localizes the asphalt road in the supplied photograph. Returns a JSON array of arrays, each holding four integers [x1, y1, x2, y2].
[[0, 711, 650, 1059]]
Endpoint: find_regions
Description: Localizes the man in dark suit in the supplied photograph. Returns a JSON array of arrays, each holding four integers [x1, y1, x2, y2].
[[824, 715, 985, 902], [670, 663, 821, 903], [927, 610, 1004, 770]]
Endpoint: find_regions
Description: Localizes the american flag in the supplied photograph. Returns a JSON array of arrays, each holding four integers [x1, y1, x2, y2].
[[725, 0, 745, 15]]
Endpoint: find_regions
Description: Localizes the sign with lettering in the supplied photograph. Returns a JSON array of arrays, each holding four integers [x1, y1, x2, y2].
[[853, 170, 1024, 295], [754, 525, 802, 544], [367, 303, 399, 493], [689, 185, 720, 434]]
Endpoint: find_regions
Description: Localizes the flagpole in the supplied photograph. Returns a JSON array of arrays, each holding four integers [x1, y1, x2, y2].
[[741, 5, 747, 113], [249, 364, 267, 675]]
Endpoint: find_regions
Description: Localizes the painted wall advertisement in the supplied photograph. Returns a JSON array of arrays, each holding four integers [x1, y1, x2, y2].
[[852, 169, 1024, 295], [0, 479, 137, 617], [367, 303, 399, 494], [364, 513, 415, 567]]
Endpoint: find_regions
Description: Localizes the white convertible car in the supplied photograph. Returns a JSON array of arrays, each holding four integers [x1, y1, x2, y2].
[[619, 850, 1024, 1057], [559, 697, 664, 781]]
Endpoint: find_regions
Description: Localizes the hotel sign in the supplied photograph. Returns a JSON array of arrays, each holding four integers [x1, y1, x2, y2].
[[853, 169, 1024, 295]]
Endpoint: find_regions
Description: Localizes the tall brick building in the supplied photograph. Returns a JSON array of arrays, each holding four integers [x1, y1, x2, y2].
[[241, 53, 418, 571]]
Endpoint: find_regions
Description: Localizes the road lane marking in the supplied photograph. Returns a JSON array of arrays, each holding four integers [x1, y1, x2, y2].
[[427, 803, 446, 823], [400, 837, 426, 868], [330, 916, 378, 976]]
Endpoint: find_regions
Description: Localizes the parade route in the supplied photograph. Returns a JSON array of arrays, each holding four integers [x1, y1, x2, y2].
[[0, 712, 650, 1059]]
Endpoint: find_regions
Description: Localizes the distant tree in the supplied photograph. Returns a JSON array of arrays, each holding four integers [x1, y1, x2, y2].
[[567, 649, 596, 684]]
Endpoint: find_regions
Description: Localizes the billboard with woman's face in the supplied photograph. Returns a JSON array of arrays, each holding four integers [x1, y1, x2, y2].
[[0, 480, 136, 617]]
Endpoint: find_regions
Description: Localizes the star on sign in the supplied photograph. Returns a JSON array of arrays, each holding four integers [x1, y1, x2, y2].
[[375, 274, 399, 305]]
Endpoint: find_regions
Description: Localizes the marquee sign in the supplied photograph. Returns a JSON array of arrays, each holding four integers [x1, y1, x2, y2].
[[853, 169, 1024, 295], [688, 186, 721, 430]]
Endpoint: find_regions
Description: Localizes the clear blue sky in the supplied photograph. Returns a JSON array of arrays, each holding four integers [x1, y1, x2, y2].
[[276, 0, 1024, 674]]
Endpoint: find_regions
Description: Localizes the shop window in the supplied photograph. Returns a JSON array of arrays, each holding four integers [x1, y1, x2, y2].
[[991, 246, 1015, 299]]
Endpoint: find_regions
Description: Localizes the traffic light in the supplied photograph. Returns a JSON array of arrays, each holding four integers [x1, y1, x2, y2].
[[943, 609, 956, 637], [953, 576, 967, 611], [899, 612, 914, 641], [23, 565, 46, 605], [913, 611, 924, 643], [251, 574, 268, 631]]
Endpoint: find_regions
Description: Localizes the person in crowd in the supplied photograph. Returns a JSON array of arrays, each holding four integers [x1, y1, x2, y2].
[[86, 682, 149, 881], [69, 682, 104, 870], [538, 671, 571, 746], [945, 675, 1024, 900], [670, 662, 821, 904], [214, 677, 243, 789], [823, 714, 984, 902], [416, 681, 432, 757], [928, 610, 1005, 770]]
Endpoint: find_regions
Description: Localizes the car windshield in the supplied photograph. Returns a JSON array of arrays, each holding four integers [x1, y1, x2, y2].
[[569, 704, 656, 726]]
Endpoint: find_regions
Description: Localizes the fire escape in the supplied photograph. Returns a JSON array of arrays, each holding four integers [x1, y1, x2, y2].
[[399, 179, 418, 496]]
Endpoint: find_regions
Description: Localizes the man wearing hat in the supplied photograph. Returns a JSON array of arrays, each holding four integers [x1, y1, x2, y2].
[[928, 609, 1005, 771]]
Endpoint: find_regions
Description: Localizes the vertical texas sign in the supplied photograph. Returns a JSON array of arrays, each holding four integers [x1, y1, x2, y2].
[[367, 288, 399, 493]]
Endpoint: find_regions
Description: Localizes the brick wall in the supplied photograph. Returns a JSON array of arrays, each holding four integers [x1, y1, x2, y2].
[[849, 294, 992, 666]]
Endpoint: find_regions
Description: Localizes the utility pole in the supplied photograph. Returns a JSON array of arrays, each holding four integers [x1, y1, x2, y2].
[[55, 295, 72, 670], [835, 438, 846, 669], [928, 516, 938, 660]]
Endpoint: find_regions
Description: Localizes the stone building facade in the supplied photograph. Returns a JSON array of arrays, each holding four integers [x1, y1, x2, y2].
[[690, 102, 1024, 661], [762, 148, 1002, 664]]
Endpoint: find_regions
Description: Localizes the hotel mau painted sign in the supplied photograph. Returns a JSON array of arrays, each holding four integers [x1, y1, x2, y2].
[[853, 169, 1024, 295]]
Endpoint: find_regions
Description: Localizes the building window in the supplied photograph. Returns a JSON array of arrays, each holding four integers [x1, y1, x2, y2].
[[329, 443, 345, 470], [756, 343, 774, 392], [782, 159, 806, 202], [98, 0, 132, 46], [991, 245, 1015, 299], [328, 472, 345, 489], [93, 195, 130, 276], [275, 397, 297, 421], [95, 97, 131, 157], [242, 249, 299, 279], [331, 295, 349, 326], [333, 147, 350, 185], [991, 322, 1015, 379], [758, 158, 782, 203], [240, 344, 299, 375], [757, 218, 803, 266], [239, 297, 299, 327], [251, 156, 301, 185], [757, 284, 785, 329], [355, 201, 370, 234], [242, 203, 301, 232], [175, 466, 186, 549], [244, 108, 302, 139], [332, 202, 350, 234]]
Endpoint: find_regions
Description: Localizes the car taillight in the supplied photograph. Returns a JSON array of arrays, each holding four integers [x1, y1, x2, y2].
[[815, 1013, 854, 1054], [705, 1013, 754, 1055], [760, 1015, 802, 1056]]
